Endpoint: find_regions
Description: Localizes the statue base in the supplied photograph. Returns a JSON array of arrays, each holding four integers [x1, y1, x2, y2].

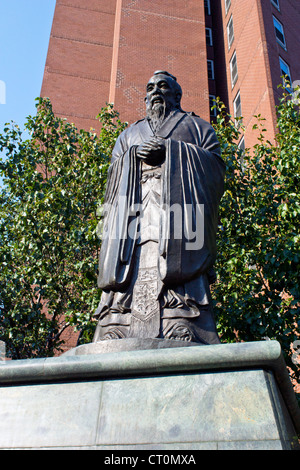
[[62, 337, 201, 355], [0, 341, 299, 450]]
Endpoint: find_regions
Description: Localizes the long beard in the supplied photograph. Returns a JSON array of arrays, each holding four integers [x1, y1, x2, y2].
[[146, 102, 166, 132]]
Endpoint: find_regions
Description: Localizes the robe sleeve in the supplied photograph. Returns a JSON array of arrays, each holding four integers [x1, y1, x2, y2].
[[97, 131, 140, 291], [158, 118, 225, 285]]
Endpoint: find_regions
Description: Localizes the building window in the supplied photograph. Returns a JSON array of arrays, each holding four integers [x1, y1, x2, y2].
[[204, 0, 211, 16], [271, 0, 280, 11], [279, 57, 292, 88], [233, 91, 242, 125], [209, 95, 217, 117], [227, 15, 234, 49], [238, 136, 245, 152], [238, 136, 246, 168], [230, 51, 238, 88], [273, 16, 286, 49], [225, 0, 231, 15], [207, 60, 215, 80], [206, 28, 213, 47]]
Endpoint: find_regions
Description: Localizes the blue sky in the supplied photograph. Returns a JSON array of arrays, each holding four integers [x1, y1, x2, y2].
[[0, 0, 56, 135]]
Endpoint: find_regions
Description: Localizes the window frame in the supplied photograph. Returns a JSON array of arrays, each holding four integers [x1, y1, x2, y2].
[[230, 50, 238, 88], [238, 136, 246, 169], [233, 90, 242, 126], [207, 60, 215, 80], [227, 15, 234, 49], [279, 56, 292, 89], [209, 95, 217, 117], [271, 0, 280, 11], [206, 27, 213, 47], [204, 0, 211, 16], [273, 16, 287, 50], [225, 0, 231, 15]]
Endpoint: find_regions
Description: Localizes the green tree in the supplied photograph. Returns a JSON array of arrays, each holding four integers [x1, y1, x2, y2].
[[0, 98, 126, 358], [212, 89, 300, 394]]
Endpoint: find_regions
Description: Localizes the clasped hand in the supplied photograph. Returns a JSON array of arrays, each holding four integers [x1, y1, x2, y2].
[[136, 137, 166, 166]]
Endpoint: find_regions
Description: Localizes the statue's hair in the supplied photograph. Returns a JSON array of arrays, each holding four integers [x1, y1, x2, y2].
[[151, 70, 183, 106], [153, 70, 177, 81]]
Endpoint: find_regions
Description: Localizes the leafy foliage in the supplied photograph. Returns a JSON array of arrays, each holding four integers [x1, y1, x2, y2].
[[212, 90, 300, 392], [0, 99, 126, 358]]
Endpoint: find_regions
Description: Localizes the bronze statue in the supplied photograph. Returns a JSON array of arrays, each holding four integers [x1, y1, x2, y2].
[[93, 71, 225, 345]]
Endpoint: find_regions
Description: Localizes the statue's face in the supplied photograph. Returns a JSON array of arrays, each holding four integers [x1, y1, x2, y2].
[[146, 74, 178, 112]]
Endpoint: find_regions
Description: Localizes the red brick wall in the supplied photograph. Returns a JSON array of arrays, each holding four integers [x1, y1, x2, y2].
[[41, 0, 210, 129], [41, 0, 117, 132], [113, 0, 209, 123]]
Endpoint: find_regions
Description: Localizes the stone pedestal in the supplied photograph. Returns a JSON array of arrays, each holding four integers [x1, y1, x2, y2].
[[0, 340, 299, 450]]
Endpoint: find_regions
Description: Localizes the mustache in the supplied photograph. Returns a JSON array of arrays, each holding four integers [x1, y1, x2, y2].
[[150, 94, 165, 106]]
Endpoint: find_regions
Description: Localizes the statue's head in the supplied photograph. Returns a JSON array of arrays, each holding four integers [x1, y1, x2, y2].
[[145, 71, 182, 116]]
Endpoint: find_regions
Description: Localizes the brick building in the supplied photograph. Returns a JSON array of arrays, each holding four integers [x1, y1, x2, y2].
[[41, 0, 300, 149], [214, 0, 300, 149], [41, 1, 300, 355], [41, 0, 209, 130]]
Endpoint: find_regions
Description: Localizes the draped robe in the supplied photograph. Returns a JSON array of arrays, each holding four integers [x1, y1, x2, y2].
[[94, 110, 225, 343]]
